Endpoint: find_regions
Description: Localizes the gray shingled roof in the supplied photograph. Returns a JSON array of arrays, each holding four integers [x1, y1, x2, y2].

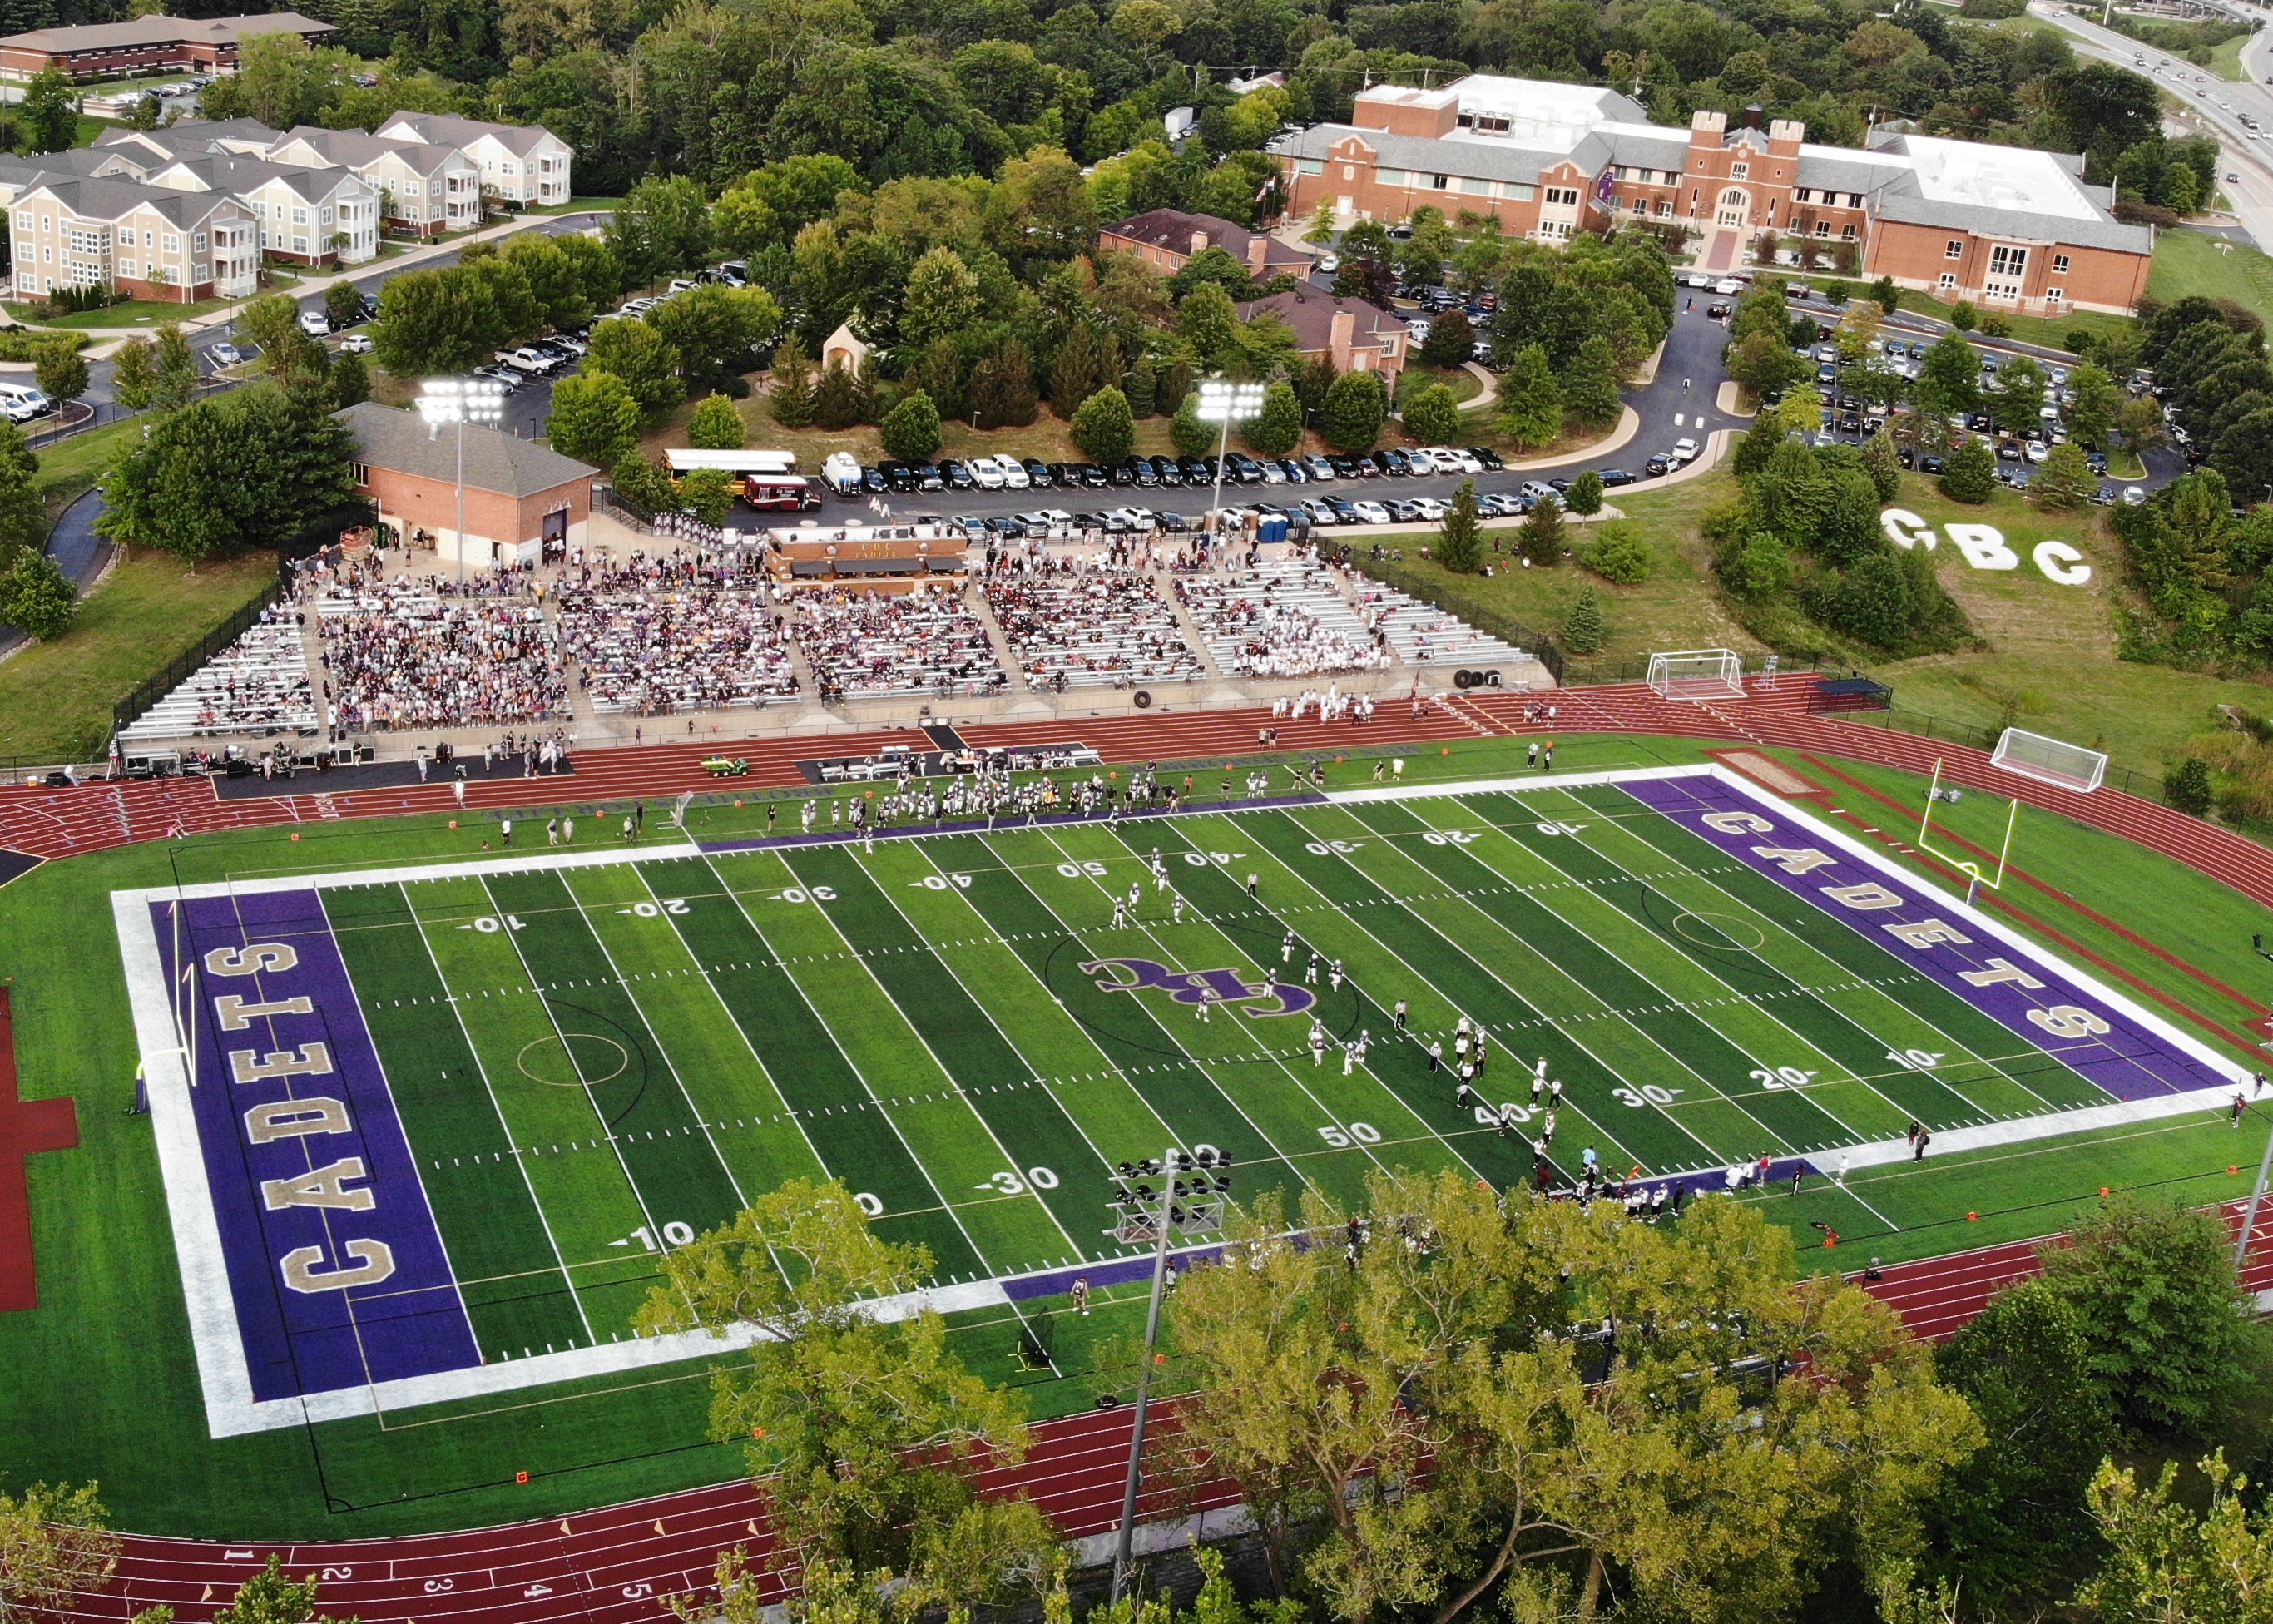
[[1871, 189, 2152, 252], [379, 112, 555, 157], [17, 175, 239, 226], [339, 401, 597, 498], [153, 152, 366, 205], [272, 126, 464, 175]]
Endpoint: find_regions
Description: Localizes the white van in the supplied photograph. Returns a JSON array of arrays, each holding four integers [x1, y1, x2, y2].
[[0, 383, 52, 421], [820, 450, 863, 493]]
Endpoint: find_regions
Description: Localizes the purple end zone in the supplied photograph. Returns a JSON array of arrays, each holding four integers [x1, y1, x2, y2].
[[1619, 775, 2228, 1104], [154, 888, 479, 1403]]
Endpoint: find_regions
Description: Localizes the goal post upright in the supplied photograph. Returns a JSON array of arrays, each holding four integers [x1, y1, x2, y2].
[[1917, 756, 2019, 907]]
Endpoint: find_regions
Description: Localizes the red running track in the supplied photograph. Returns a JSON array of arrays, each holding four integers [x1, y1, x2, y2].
[[13, 684, 2273, 1620]]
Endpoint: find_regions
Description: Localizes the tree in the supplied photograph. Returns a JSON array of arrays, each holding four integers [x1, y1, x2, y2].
[[1520, 493, 1565, 566], [1171, 389, 1214, 457], [2069, 360, 2120, 450], [1123, 354, 1157, 419], [966, 339, 1037, 429], [1401, 383, 1463, 447], [97, 384, 354, 567], [0, 1479, 120, 1621], [1914, 332, 1981, 419], [1564, 468, 1604, 517], [212, 1555, 351, 1624], [586, 317, 683, 424], [2078, 1453, 2273, 1624], [1497, 344, 1562, 451], [17, 69, 75, 154], [2117, 394, 2168, 456], [1725, 328, 1804, 400], [648, 285, 781, 388], [1047, 321, 1110, 417], [1419, 308, 1474, 369], [1068, 386, 1134, 463], [324, 282, 369, 332], [1870, 274, 1902, 314], [111, 336, 158, 414], [607, 175, 713, 288], [153, 324, 199, 413], [879, 389, 944, 463], [1319, 369, 1387, 453], [1245, 380, 1303, 457], [547, 369, 641, 468], [611, 453, 677, 516], [767, 334, 816, 429], [2040, 1193, 2259, 1436], [1939, 439, 1996, 503], [373, 267, 503, 377], [239, 294, 329, 389], [898, 248, 980, 353], [1166, 1172, 1977, 1624], [329, 351, 369, 409], [1924, 1279, 2113, 1606], [687, 392, 745, 451], [1862, 430, 1904, 502], [636, 1180, 1029, 1577], [678, 467, 736, 526], [1578, 517, 1651, 583], [2031, 441, 2097, 509], [1948, 300, 1978, 332], [1435, 478, 1481, 572], [29, 339, 84, 411], [1818, 469, 1883, 565], [813, 362, 866, 431], [1561, 586, 1605, 652], [1989, 354, 2048, 432], [0, 547, 71, 641]]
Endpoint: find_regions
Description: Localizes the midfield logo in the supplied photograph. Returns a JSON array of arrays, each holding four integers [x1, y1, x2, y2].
[[1081, 958, 1317, 1018]]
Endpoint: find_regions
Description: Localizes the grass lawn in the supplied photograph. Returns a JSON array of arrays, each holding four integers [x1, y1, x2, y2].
[[1394, 364, 1482, 410], [0, 547, 276, 765], [1899, 288, 2130, 354], [26, 295, 235, 329], [33, 416, 137, 514], [2212, 30, 2250, 79], [2149, 228, 2273, 330]]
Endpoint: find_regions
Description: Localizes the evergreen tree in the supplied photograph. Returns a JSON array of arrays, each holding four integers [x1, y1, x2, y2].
[[1319, 369, 1387, 452], [1401, 383, 1463, 446], [812, 360, 864, 430], [967, 339, 1038, 428], [1519, 493, 1565, 567], [1939, 438, 1997, 503], [768, 334, 816, 428], [1732, 418, 1786, 476], [1817, 469, 1883, 565], [1561, 586, 1604, 653], [1564, 469, 1604, 516], [687, 392, 746, 450], [329, 351, 370, 409], [910, 338, 964, 423], [1171, 390, 1214, 457], [1158, 357, 1196, 419], [1244, 381, 1303, 457], [878, 389, 943, 462], [2167, 756, 2214, 815], [1068, 386, 1135, 463], [1419, 308, 1474, 369], [1559, 336, 1622, 430], [1049, 321, 1107, 418], [1123, 353, 1156, 418], [1435, 478, 1482, 572], [1498, 344, 1562, 450], [111, 336, 157, 414], [1294, 354, 1335, 420], [1861, 429, 1904, 501], [2031, 441, 2097, 509]]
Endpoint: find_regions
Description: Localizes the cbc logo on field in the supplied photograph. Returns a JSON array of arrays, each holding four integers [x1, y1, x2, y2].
[[1879, 508, 2092, 587]]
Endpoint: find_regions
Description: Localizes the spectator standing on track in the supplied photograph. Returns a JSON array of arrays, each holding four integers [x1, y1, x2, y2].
[[452, 779, 465, 809]]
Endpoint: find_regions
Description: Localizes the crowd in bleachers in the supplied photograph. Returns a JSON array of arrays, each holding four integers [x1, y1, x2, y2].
[[790, 585, 1006, 701], [323, 597, 569, 731], [983, 562, 1206, 691], [116, 606, 316, 744], [557, 588, 798, 715], [1357, 582, 1536, 671], [1178, 566, 1391, 680]]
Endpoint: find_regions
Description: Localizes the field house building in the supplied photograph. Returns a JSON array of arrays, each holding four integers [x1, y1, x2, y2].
[[0, 12, 334, 81], [340, 401, 597, 571], [1270, 75, 2154, 316]]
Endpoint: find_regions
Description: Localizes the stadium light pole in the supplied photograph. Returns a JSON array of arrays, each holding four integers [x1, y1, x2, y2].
[[1196, 380, 1265, 547], [1107, 1146, 1230, 1607], [418, 378, 505, 583]]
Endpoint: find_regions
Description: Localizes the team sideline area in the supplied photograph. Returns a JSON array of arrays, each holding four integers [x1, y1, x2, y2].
[[8, 704, 2273, 1605]]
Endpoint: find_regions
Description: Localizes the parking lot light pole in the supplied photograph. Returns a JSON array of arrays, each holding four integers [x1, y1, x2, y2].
[[418, 378, 505, 582], [1196, 380, 1265, 543]]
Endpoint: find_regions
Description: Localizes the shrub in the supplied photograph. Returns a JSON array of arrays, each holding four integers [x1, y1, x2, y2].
[[1401, 382, 1463, 446], [1578, 519, 1651, 584], [1938, 439, 1997, 503], [878, 389, 943, 462], [1948, 300, 1978, 332], [1244, 381, 1303, 457], [2167, 755, 2214, 814], [1171, 390, 1214, 457], [1068, 386, 1135, 463]]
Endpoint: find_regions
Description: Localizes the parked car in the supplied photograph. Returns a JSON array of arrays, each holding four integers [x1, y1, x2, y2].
[[298, 309, 330, 336], [1598, 468, 1637, 487], [1671, 438, 1700, 464], [1467, 447, 1504, 470]]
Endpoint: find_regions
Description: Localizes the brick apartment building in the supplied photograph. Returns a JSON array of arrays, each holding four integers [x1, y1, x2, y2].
[[1270, 75, 2153, 316], [0, 12, 333, 81], [1101, 207, 1313, 279], [340, 402, 597, 571], [1237, 288, 1411, 389]]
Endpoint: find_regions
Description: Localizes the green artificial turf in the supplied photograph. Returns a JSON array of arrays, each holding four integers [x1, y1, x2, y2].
[[4, 731, 2271, 1541]]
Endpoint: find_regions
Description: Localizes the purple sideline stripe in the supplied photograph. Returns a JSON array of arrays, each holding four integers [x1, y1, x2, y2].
[[1617, 775, 2226, 1105], [154, 888, 478, 1403]]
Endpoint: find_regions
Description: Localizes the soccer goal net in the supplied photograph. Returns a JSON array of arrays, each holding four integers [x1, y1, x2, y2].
[[1647, 648, 1746, 702], [1991, 727, 2107, 794]]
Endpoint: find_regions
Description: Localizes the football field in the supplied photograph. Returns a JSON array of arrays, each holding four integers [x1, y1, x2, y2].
[[114, 764, 2241, 1438]]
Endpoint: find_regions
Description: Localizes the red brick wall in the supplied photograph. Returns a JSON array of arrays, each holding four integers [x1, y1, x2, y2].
[[358, 467, 592, 557], [1864, 217, 2149, 315]]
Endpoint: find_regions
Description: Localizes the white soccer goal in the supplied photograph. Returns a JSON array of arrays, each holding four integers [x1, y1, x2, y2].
[[671, 790, 696, 829], [1991, 727, 2107, 794], [1647, 648, 1746, 702]]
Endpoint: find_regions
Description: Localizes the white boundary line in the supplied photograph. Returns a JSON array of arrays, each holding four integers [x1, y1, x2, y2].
[[1332, 764, 2247, 1171], [114, 762, 2246, 1434]]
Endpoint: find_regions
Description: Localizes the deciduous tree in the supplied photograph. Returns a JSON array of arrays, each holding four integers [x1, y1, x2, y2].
[[1068, 385, 1134, 463], [1497, 344, 1562, 450], [687, 392, 745, 450], [586, 316, 684, 423], [0, 1478, 120, 1622], [1319, 368, 1386, 453]]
